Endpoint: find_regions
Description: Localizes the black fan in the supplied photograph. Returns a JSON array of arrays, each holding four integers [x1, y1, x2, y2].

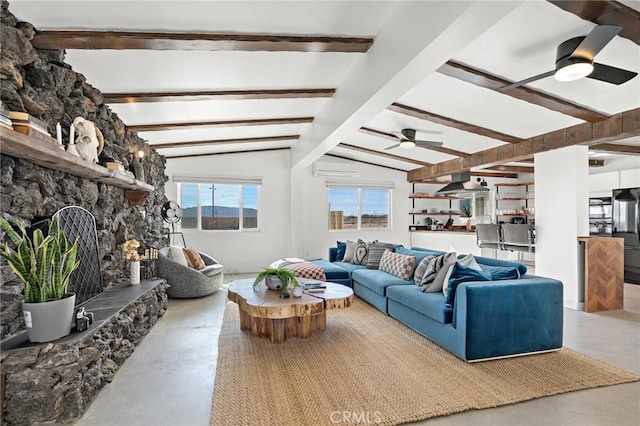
[[161, 201, 185, 245], [384, 128, 444, 150], [502, 25, 637, 91]]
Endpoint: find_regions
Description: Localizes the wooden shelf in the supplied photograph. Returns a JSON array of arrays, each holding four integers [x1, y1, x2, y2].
[[409, 195, 459, 200], [495, 181, 534, 187], [410, 212, 460, 216], [497, 197, 534, 201], [0, 128, 153, 193], [497, 213, 534, 216]]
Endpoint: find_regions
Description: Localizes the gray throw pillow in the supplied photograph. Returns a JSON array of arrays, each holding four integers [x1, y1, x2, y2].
[[352, 239, 369, 265], [342, 240, 356, 263], [422, 252, 457, 293], [366, 243, 394, 269], [414, 255, 435, 285]]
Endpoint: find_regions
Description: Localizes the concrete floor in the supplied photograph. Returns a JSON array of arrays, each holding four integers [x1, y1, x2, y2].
[[76, 274, 640, 426]]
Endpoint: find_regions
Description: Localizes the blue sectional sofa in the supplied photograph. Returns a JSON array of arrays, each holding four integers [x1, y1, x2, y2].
[[312, 245, 563, 362]]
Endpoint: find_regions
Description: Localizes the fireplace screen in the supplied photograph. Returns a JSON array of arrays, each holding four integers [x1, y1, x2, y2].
[[54, 206, 103, 304]]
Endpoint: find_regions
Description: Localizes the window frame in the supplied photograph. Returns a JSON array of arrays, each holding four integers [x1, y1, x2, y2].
[[327, 186, 392, 231], [178, 182, 261, 232]]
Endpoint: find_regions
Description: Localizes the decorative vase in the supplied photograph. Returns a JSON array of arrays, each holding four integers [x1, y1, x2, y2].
[[130, 261, 140, 285], [21, 293, 76, 343], [265, 275, 283, 291], [466, 218, 472, 231]]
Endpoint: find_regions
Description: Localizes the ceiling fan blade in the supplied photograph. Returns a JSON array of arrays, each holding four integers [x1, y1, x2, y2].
[[573, 25, 621, 60], [384, 143, 400, 150], [415, 140, 444, 148], [588, 63, 638, 85], [500, 70, 555, 90]]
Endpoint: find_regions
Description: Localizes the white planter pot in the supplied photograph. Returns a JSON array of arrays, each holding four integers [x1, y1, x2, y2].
[[22, 293, 76, 343], [130, 261, 140, 285], [265, 275, 283, 291]]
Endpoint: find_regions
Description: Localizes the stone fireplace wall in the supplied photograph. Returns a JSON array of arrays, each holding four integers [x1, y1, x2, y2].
[[0, 1, 168, 339]]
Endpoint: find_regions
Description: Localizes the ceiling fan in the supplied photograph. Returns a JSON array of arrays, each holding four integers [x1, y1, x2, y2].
[[384, 128, 444, 150], [501, 25, 637, 91]]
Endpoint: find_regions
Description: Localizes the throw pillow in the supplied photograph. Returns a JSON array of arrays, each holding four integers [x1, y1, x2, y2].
[[490, 267, 521, 281], [343, 240, 357, 263], [366, 242, 395, 269], [444, 262, 492, 307], [352, 239, 369, 265], [183, 248, 206, 270], [169, 245, 189, 267], [336, 241, 347, 262], [421, 252, 457, 293], [379, 250, 416, 281], [414, 255, 435, 286], [442, 254, 482, 297]]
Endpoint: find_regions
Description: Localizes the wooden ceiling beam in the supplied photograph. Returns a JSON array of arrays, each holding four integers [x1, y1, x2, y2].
[[359, 126, 471, 158], [590, 143, 640, 155], [103, 89, 336, 104], [150, 135, 299, 149], [484, 165, 535, 174], [407, 107, 640, 181], [437, 61, 608, 122], [165, 147, 289, 159], [128, 117, 313, 132], [471, 171, 519, 179], [32, 30, 374, 52], [104, 89, 336, 104], [337, 143, 432, 167], [325, 154, 407, 173], [388, 103, 523, 144], [547, 1, 640, 45]]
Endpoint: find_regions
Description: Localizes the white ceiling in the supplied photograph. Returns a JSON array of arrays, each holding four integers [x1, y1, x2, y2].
[[8, 0, 640, 174]]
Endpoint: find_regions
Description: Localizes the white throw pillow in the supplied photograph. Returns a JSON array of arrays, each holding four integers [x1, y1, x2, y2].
[[169, 245, 189, 267], [342, 240, 357, 263], [442, 253, 482, 297]]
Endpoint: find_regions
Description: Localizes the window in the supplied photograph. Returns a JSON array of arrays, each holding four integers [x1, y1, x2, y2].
[[179, 182, 260, 231], [328, 186, 390, 230]]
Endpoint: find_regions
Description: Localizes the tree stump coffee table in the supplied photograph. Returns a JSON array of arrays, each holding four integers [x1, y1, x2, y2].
[[227, 279, 354, 343]]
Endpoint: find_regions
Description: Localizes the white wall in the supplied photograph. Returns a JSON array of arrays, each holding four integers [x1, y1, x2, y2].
[[589, 167, 640, 198], [164, 150, 292, 273], [535, 146, 589, 309], [165, 151, 412, 272]]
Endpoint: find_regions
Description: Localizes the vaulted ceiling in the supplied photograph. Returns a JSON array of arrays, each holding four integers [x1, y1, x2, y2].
[[8, 0, 640, 180]]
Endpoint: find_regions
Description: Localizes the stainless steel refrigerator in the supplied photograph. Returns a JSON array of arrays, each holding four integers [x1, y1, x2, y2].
[[612, 187, 640, 284]]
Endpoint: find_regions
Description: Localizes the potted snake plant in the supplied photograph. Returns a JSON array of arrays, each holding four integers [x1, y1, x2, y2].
[[0, 216, 80, 342], [253, 267, 300, 293]]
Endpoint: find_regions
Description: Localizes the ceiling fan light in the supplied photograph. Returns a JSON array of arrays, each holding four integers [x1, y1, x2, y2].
[[399, 140, 415, 149], [554, 62, 594, 82]]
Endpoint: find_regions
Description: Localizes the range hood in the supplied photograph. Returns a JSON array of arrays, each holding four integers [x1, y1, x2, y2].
[[435, 171, 490, 195]]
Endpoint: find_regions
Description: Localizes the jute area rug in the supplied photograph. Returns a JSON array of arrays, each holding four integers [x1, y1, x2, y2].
[[211, 299, 639, 426]]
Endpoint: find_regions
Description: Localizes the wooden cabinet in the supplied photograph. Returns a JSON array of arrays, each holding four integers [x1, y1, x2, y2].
[[495, 181, 534, 224], [0, 128, 153, 203]]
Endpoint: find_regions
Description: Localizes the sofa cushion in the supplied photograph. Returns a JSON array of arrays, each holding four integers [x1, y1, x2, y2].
[[200, 264, 223, 277], [333, 261, 367, 274], [386, 285, 453, 324], [489, 267, 521, 281], [444, 262, 492, 307], [352, 239, 369, 265], [366, 242, 394, 269], [379, 250, 416, 280], [420, 252, 456, 292], [352, 269, 411, 296], [443, 254, 481, 297], [336, 241, 346, 261], [395, 247, 435, 276], [343, 240, 357, 263], [311, 259, 350, 280], [475, 256, 527, 275]]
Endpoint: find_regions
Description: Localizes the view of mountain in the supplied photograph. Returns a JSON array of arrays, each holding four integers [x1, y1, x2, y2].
[[182, 206, 257, 217]]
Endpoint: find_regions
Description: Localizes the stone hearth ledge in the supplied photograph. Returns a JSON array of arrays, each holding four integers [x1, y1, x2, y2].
[[0, 279, 168, 425]]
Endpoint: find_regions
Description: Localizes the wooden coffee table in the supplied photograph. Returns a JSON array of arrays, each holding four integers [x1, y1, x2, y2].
[[227, 279, 354, 343]]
